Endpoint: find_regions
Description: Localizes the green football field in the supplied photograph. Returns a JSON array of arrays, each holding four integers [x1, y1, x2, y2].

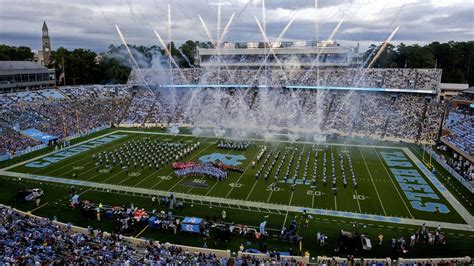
[[2, 129, 470, 225], [1, 128, 473, 258]]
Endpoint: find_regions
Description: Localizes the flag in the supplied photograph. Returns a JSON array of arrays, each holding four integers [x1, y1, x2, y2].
[[59, 70, 65, 84]]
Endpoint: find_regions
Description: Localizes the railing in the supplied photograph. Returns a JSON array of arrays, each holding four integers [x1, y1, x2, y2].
[[239, 251, 310, 264], [0, 203, 471, 264], [64, 125, 109, 141], [424, 146, 474, 193], [398, 256, 471, 265], [0, 125, 110, 162], [0, 143, 47, 162]]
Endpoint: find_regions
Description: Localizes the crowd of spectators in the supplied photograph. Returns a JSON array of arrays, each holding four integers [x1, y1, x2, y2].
[[0, 129, 40, 156], [130, 88, 443, 143], [444, 154, 473, 184], [0, 206, 227, 264], [0, 87, 132, 156], [443, 111, 474, 156], [129, 68, 442, 91], [0, 89, 65, 106], [60, 85, 130, 99], [0, 67, 445, 156]]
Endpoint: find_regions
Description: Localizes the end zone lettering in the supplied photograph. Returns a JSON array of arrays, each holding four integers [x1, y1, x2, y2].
[[25, 134, 127, 168], [380, 151, 450, 214]]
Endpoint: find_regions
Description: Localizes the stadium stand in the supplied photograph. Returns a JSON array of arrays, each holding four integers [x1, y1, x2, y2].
[[128, 68, 442, 92], [0, 204, 470, 265], [0, 69, 446, 157], [0, 86, 132, 156], [0, 205, 230, 265], [443, 112, 474, 157]]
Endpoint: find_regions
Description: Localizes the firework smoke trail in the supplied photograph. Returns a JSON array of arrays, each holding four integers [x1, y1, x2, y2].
[[91, 0, 114, 26], [198, 15, 215, 43], [178, 48, 194, 67], [115, 25, 154, 93], [366, 26, 400, 69], [235, 0, 254, 19], [254, 16, 291, 83], [153, 29, 189, 85], [299, 17, 345, 84], [198, 13, 238, 83], [250, 12, 297, 84], [328, 18, 344, 41], [122, 0, 139, 24], [328, 25, 400, 129]]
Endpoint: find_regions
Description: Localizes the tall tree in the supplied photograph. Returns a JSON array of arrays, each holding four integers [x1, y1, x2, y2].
[[0, 45, 34, 61]]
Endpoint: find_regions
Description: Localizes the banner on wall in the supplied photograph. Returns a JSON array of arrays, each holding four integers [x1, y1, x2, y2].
[[20, 128, 58, 143]]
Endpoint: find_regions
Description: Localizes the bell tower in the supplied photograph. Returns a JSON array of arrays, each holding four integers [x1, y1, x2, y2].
[[42, 21, 51, 66]]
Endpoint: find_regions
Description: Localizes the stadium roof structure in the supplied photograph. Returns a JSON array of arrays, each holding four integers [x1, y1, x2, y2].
[[0, 61, 55, 93], [439, 83, 469, 91], [0, 61, 48, 71], [463, 87, 474, 94]]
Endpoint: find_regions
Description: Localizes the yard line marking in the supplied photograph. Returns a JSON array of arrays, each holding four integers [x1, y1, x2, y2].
[[245, 181, 258, 201], [224, 144, 265, 198], [311, 143, 320, 209], [354, 189, 362, 213], [288, 190, 294, 206], [358, 147, 387, 216], [339, 148, 361, 213], [282, 211, 290, 228], [329, 145, 338, 211], [28, 202, 49, 213], [265, 144, 286, 203], [244, 144, 280, 201], [135, 225, 149, 238], [205, 180, 221, 196], [373, 148, 414, 219], [266, 189, 274, 203]]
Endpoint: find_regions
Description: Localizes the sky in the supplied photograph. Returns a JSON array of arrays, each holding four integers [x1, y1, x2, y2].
[[0, 0, 473, 52]]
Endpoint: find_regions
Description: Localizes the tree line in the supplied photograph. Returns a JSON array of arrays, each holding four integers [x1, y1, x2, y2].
[[363, 41, 474, 85], [0, 41, 472, 86]]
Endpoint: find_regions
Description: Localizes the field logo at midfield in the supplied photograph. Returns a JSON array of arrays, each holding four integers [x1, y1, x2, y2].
[[25, 134, 127, 168], [199, 153, 246, 166], [380, 151, 450, 214]]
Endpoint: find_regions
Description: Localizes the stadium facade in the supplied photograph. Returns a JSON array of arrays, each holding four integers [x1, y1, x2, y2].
[[195, 40, 361, 67], [0, 61, 55, 93]]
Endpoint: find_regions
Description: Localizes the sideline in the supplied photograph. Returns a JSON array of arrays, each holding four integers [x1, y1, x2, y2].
[[0, 170, 471, 232], [1, 131, 118, 171]]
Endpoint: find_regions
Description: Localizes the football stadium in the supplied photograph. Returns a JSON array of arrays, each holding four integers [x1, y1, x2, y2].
[[0, 0, 473, 264]]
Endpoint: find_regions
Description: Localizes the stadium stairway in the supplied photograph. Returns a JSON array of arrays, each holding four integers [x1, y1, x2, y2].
[[416, 101, 429, 141], [143, 93, 160, 124], [322, 93, 336, 130], [116, 97, 133, 125], [248, 90, 258, 109], [381, 116, 390, 138], [56, 87, 71, 99], [294, 96, 307, 125], [224, 97, 231, 109]]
